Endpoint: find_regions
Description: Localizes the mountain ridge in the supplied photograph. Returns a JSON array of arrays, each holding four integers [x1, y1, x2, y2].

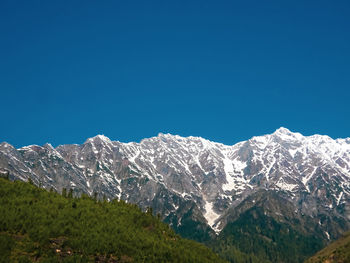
[[8, 127, 348, 149], [1, 127, 350, 261], [1, 127, 350, 234]]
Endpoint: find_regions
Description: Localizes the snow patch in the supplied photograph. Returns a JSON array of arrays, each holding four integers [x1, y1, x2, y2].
[[115, 178, 122, 200], [265, 156, 276, 181], [325, 231, 330, 240], [337, 192, 343, 206], [275, 178, 298, 192], [204, 201, 221, 233], [222, 157, 247, 191], [288, 149, 298, 158], [302, 167, 317, 192]]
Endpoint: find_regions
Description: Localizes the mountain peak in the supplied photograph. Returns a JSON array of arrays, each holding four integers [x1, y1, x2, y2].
[[0, 142, 15, 152], [156, 132, 185, 141], [0, 142, 13, 148], [1, 128, 350, 246], [274, 127, 292, 134], [43, 143, 54, 150], [272, 127, 303, 140], [157, 132, 171, 137], [86, 134, 112, 144]]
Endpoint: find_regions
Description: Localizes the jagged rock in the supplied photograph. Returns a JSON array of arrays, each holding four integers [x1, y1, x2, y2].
[[1, 128, 350, 241]]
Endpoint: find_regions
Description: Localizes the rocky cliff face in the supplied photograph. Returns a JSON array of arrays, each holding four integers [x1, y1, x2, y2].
[[1, 127, 350, 242]]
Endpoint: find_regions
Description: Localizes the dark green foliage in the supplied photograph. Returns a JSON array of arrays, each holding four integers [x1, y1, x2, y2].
[[211, 206, 323, 263], [305, 231, 350, 263], [211, 241, 265, 263], [27, 177, 33, 185], [0, 233, 15, 262], [167, 204, 214, 243], [146, 206, 153, 215], [61, 188, 67, 198], [174, 216, 213, 242], [0, 170, 9, 180], [0, 178, 227, 263], [67, 189, 73, 199]]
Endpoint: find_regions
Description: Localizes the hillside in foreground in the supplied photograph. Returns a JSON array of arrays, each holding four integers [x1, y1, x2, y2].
[[0, 177, 227, 263], [305, 231, 350, 263]]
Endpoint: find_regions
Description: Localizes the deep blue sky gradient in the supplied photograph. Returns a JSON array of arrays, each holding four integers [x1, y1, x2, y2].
[[1, 0, 349, 147]]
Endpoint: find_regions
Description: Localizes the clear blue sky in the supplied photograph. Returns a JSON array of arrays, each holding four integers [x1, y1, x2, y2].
[[1, 0, 349, 147]]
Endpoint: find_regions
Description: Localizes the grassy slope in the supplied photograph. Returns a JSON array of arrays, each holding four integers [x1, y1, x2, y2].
[[305, 232, 350, 263], [0, 178, 227, 263]]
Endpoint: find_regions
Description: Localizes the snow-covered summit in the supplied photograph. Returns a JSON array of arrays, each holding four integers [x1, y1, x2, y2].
[[85, 134, 112, 144], [1, 128, 350, 235]]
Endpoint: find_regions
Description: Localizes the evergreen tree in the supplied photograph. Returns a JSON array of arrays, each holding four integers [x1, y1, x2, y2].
[[27, 177, 33, 185], [62, 188, 67, 198]]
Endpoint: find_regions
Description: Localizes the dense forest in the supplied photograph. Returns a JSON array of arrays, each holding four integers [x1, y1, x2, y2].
[[305, 231, 350, 263], [0, 177, 227, 263], [210, 205, 324, 263], [1, 175, 342, 263]]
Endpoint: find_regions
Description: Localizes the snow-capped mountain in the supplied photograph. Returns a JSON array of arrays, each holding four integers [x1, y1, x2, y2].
[[1, 127, 350, 241]]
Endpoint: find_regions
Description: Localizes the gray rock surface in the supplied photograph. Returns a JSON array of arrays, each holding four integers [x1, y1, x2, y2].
[[1, 127, 350, 240]]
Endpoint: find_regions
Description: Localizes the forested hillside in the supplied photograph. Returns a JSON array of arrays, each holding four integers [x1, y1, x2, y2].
[[210, 191, 325, 263], [305, 231, 350, 263], [0, 177, 227, 263]]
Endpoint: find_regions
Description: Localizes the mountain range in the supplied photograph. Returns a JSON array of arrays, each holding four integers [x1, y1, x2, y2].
[[1, 127, 350, 262]]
